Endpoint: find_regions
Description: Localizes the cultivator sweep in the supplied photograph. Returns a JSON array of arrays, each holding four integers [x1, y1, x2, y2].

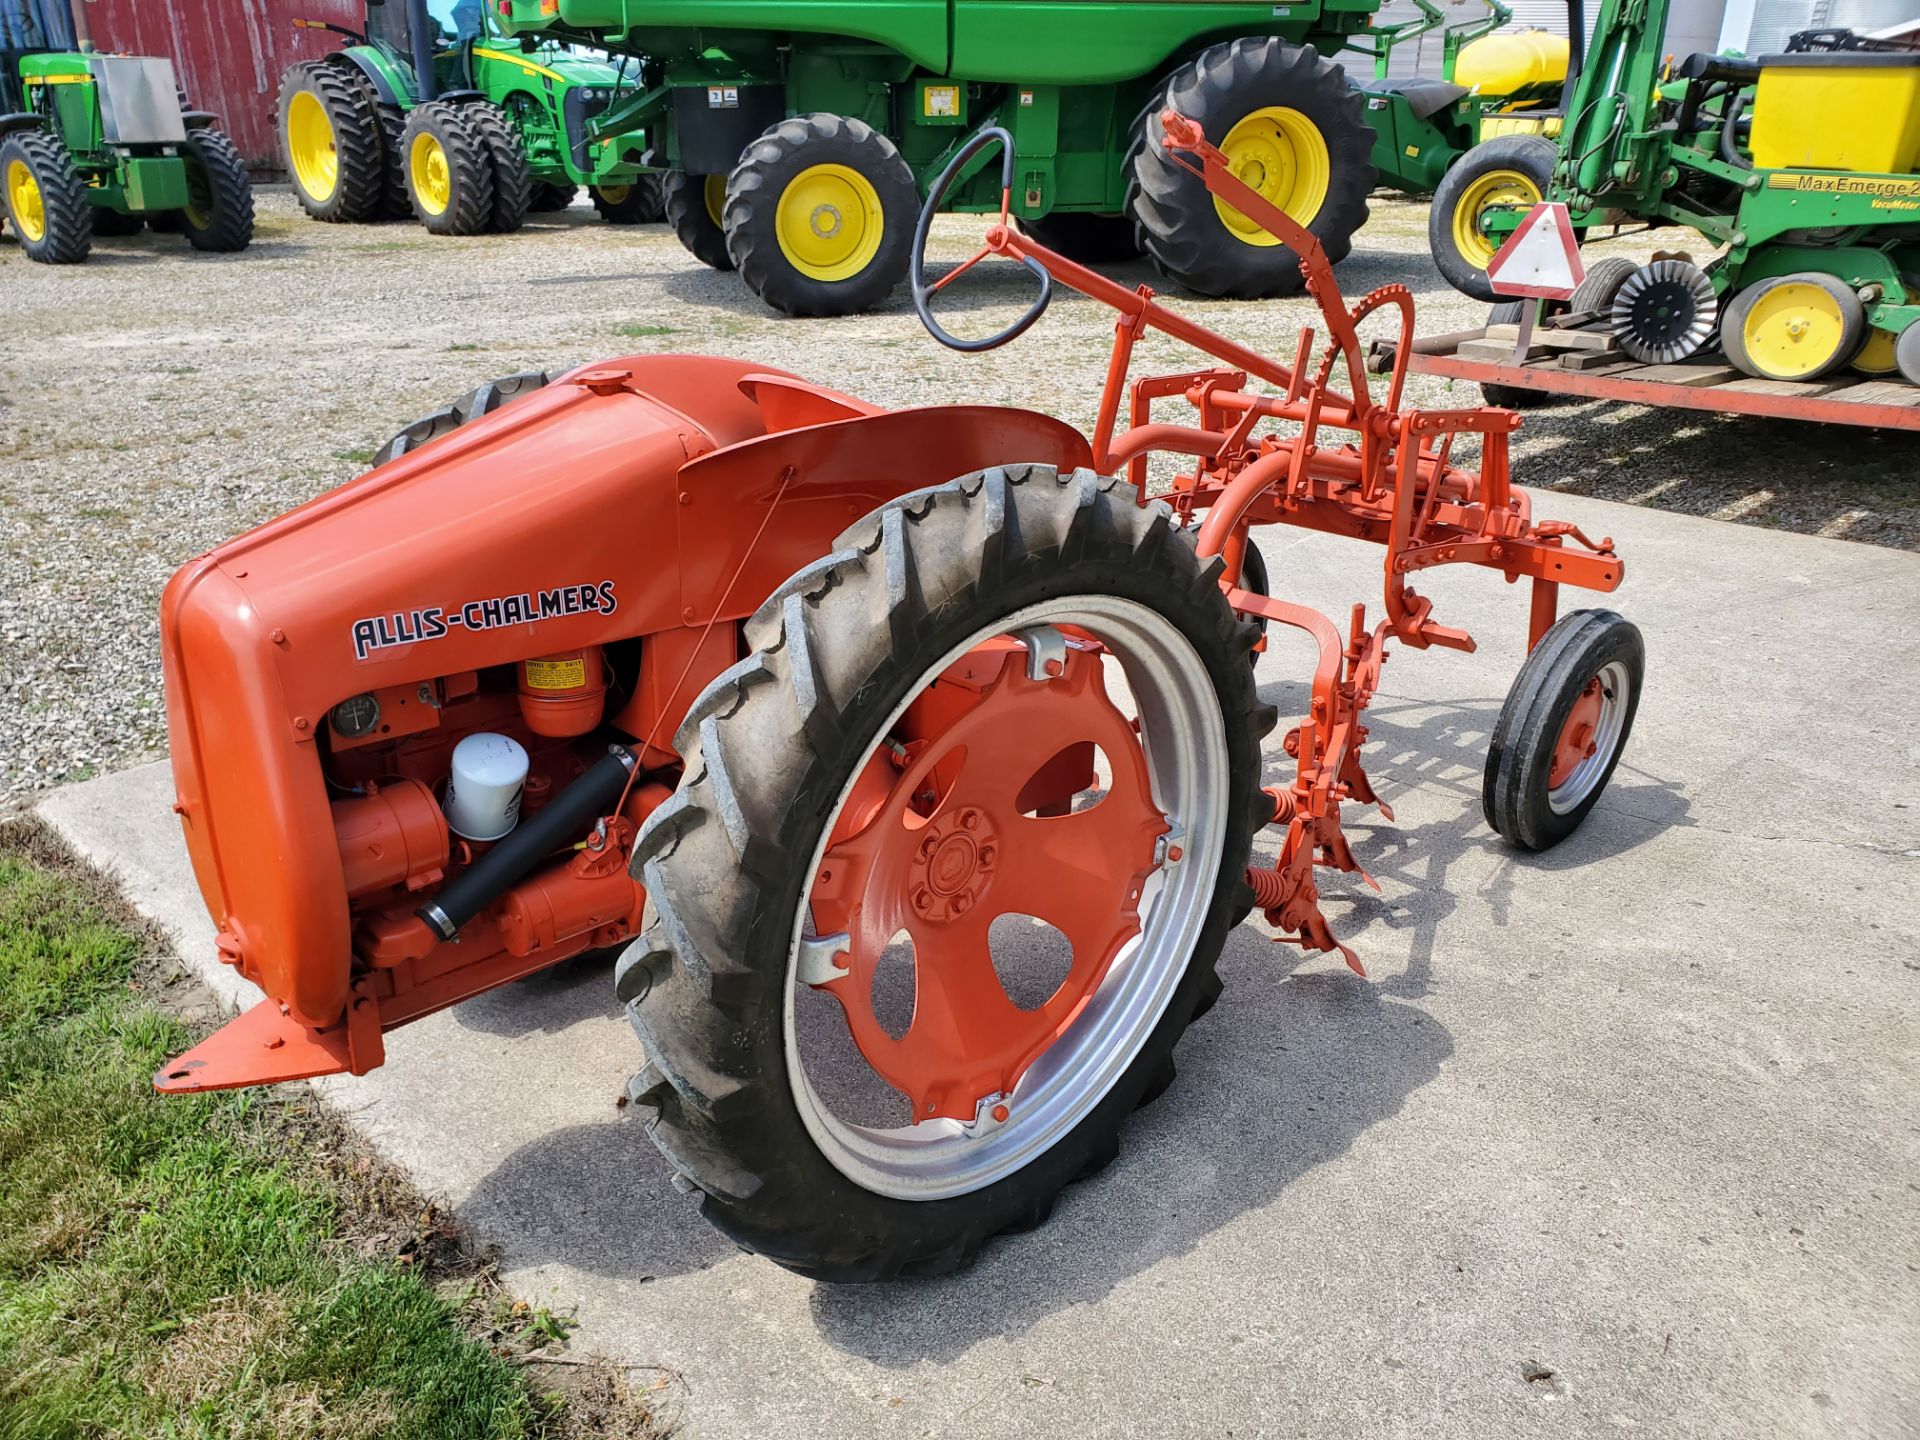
[[154, 110, 1640, 1281]]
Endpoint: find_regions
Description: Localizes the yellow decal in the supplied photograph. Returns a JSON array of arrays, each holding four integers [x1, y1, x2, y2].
[[1403, 144, 1420, 157], [524, 657, 586, 690], [25, 74, 92, 86], [1765, 172, 1920, 200], [470, 47, 567, 84], [924, 85, 960, 118]]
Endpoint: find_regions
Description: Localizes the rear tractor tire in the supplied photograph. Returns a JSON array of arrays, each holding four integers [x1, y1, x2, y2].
[[179, 128, 254, 253], [724, 112, 920, 317], [278, 61, 384, 224], [665, 170, 733, 271], [1721, 272, 1867, 383], [591, 177, 665, 224], [1128, 37, 1375, 299], [615, 464, 1273, 1280], [369, 370, 550, 467], [1429, 134, 1557, 302], [2, 128, 91, 264], [401, 101, 496, 237], [1483, 609, 1643, 851]]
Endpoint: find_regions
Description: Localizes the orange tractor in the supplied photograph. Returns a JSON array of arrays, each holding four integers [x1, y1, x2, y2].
[[155, 114, 1640, 1280]]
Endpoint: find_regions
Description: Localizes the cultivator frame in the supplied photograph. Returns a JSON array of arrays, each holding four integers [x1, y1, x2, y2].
[[918, 112, 1624, 966]]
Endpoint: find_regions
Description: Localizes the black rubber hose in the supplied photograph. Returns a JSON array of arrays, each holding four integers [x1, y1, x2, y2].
[[418, 745, 635, 941], [1719, 89, 1751, 170]]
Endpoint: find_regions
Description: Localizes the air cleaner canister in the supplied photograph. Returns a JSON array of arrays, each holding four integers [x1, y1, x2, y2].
[[517, 648, 608, 737]]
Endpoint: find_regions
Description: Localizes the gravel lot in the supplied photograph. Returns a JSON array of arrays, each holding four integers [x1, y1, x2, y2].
[[3, 187, 1916, 798]]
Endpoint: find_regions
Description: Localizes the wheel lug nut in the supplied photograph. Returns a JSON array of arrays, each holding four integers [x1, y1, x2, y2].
[[912, 886, 933, 913], [960, 809, 980, 831]]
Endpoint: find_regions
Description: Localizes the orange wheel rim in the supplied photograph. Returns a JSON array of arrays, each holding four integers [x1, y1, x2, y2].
[[1549, 675, 1607, 790]]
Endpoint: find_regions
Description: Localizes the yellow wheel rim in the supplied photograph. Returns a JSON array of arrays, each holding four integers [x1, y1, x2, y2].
[[774, 162, 884, 281], [5, 157, 45, 243], [287, 90, 339, 204], [597, 183, 631, 205], [410, 131, 452, 217], [1741, 280, 1849, 380], [1853, 327, 1899, 376], [1212, 106, 1330, 247], [703, 173, 726, 228], [1449, 167, 1542, 270]]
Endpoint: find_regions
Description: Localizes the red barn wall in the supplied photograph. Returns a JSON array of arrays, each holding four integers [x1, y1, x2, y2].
[[84, 0, 365, 170]]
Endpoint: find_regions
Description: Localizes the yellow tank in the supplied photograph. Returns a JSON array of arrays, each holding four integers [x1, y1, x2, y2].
[[1455, 29, 1570, 96], [1748, 53, 1920, 174]]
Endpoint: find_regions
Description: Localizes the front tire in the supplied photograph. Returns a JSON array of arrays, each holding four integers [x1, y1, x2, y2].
[[463, 101, 531, 234], [724, 112, 920, 317], [179, 128, 254, 252], [1129, 37, 1375, 298], [401, 101, 495, 236], [1429, 134, 1556, 301], [590, 177, 665, 223], [664, 170, 733, 270], [369, 369, 550, 467], [1, 129, 91, 264], [616, 464, 1273, 1280]]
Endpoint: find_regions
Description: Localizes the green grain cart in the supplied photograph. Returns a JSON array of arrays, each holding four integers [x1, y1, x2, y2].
[[278, 0, 663, 236], [0, 0, 252, 264], [495, 0, 1393, 315]]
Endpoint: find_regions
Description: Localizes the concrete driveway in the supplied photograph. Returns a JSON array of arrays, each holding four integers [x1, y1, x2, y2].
[[41, 490, 1919, 1439]]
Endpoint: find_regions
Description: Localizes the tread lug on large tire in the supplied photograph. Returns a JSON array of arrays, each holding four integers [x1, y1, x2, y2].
[[621, 463, 1275, 1281], [179, 128, 254, 253], [369, 370, 550, 467], [723, 112, 919, 317], [665, 170, 733, 271], [463, 101, 532, 234], [1429, 134, 1557, 302], [0, 129, 91, 263], [1128, 37, 1375, 298], [1483, 609, 1644, 850], [401, 101, 496, 236], [591, 177, 665, 224], [278, 61, 385, 224]]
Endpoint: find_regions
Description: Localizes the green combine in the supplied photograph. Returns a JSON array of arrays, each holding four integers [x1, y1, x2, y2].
[[0, 0, 252, 264], [1433, 1, 1920, 387], [278, 0, 663, 236], [493, 0, 1396, 315]]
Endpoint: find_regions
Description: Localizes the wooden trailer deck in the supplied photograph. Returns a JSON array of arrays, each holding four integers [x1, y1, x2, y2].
[[1369, 321, 1920, 431]]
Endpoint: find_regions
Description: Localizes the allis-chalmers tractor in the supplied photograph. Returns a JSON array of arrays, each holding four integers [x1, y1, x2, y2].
[[155, 115, 1642, 1280]]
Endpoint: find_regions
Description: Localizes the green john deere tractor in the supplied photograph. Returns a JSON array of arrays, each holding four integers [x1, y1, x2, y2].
[[0, 0, 252, 264], [278, 0, 662, 236], [1434, 1, 1920, 387], [1349, 0, 1576, 198], [494, 0, 1393, 315]]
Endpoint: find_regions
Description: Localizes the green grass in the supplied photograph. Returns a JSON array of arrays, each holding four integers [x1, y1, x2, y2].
[[612, 324, 675, 339], [0, 824, 657, 1439]]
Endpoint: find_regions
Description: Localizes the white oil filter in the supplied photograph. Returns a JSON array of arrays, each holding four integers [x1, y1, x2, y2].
[[443, 732, 529, 841]]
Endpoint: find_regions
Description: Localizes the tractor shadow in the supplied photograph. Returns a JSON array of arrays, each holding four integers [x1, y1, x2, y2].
[[451, 947, 622, 1039]]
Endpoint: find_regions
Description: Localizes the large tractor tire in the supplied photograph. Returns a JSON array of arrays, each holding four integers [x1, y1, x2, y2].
[[178, 128, 254, 253], [463, 101, 531, 234], [615, 463, 1273, 1280], [369, 370, 550, 467], [1721, 272, 1867, 383], [1016, 211, 1142, 265], [1, 128, 91, 264], [724, 113, 920, 317], [401, 101, 496, 237], [1429, 134, 1557, 301], [591, 177, 665, 224], [665, 170, 733, 270], [278, 61, 384, 224], [529, 180, 578, 213], [1128, 38, 1375, 298]]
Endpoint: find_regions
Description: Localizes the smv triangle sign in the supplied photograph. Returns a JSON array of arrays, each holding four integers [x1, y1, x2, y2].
[[1485, 202, 1584, 301]]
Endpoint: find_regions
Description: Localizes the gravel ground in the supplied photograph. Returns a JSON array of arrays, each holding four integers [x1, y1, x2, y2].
[[3, 187, 1916, 799]]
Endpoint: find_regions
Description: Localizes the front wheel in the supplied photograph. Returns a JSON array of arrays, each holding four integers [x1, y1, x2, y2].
[[1, 128, 92, 264], [1429, 135, 1556, 302], [1483, 609, 1643, 850], [591, 177, 664, 224], [401, 102, 495, 237], [664, 170, 733, 270], [615, 464, 1273, 1280], [179, 128, 255, 252]]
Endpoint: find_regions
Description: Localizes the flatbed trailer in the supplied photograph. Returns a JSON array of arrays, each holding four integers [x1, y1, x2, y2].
[[1370, 324, 1920, 432]]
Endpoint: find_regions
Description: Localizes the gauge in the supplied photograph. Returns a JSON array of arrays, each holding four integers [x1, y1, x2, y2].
[[330, 693, 381, 739]]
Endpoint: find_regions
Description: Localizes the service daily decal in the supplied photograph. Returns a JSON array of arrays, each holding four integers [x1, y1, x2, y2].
[[351, 581, 617, 661]]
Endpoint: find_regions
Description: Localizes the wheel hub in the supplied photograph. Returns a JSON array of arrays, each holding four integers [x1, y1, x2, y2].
[[805, 640, 1168, 1123], [1610, 260, 1718, 365], [809, 202, 843, 239], [1549, 677, 1605, 788]]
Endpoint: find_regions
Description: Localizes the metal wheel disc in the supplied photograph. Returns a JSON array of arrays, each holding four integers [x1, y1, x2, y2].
[[1610, 260, 1717, 364], [1548, 659, 1632, 814], [782, 595, 1229, 1201]]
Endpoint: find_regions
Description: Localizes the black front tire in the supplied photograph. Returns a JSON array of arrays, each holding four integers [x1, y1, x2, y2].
[[615, 464, 1273, 1281], [401, 102, 495, 237], [529, 180, 579, 213], [0, 129, 91, 264], [724, 113, 919, 317], [590, 177, 665, 224], [1429, 134, 1557, 302], [1128, 37, 1376, 298], [369, 370, 551, 467], [462, 101, 531, 234], [1483, 609, 1643, 850], [664, 170, 733, 271], [179, 128, 255, 253]]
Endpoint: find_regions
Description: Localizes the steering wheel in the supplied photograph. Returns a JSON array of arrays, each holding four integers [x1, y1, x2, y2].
[[910, 127, 1053, 352]]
